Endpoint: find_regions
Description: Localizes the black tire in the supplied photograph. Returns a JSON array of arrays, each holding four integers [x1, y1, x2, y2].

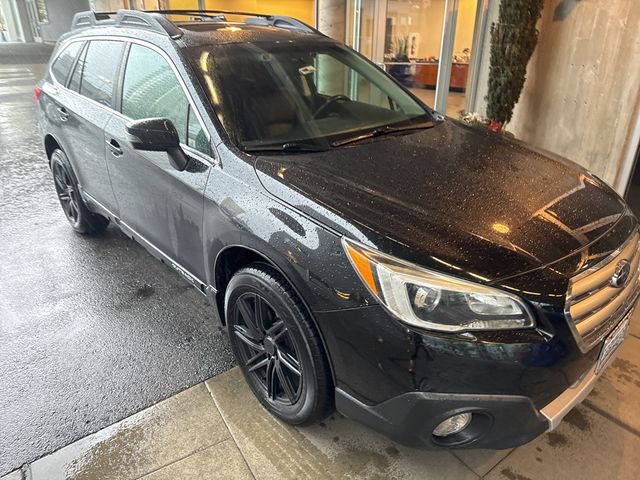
[[50, 149, 109, 235], [225, 263, 334, 425]]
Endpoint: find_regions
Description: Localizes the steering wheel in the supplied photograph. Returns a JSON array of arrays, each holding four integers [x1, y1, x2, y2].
[[313, 94, 351, 119]]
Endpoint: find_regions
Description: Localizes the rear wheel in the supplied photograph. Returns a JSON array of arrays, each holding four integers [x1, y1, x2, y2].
[[51, 149, 109, 235], [225, 264, 334, 425]]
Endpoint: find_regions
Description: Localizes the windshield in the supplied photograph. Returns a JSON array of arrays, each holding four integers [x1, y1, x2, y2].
[[187, 41, 431, 151]]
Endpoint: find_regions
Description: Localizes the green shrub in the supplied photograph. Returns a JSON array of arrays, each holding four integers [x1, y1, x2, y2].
[[486, 0, 545, 129]]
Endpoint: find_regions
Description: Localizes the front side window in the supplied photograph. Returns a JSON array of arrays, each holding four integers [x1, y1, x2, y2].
[[80, 40, 124, 107], [122, 44, 189, 144], [188, 41, 430, 150], [121, 44, 211, 155], [50, 41, 83, 85], [187, 105, 211, 155]]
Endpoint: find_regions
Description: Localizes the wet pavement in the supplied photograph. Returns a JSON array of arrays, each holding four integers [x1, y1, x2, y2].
[[0, 63, 235, 475], [5, 315, 640, 480]]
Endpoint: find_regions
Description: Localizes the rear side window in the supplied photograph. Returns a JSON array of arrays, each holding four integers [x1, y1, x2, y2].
[[122, 44, 189, 143], [50, 41, 83, 85], [80, 40, 124, 107]]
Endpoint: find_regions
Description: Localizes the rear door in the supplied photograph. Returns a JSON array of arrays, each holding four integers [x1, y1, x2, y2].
[[104, 42, 214, 281], [60, 39, 124, 211], [40, 40, 84, 163]]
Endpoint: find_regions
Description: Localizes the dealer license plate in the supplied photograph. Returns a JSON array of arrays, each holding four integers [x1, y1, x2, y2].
[[595, 316, 630, 374]]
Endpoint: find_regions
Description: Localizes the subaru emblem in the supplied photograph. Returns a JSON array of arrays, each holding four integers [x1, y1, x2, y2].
[[610, 260, 631, 288]]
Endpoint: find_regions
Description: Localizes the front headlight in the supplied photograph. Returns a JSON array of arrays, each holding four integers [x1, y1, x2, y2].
[[343, 238, 535, 332]]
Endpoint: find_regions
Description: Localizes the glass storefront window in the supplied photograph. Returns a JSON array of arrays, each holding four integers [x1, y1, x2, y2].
[[383, 0, 446, 111], [346, 0, 375, 60], [382, 0, 478, 117]]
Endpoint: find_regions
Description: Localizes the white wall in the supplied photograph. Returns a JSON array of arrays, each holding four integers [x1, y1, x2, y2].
[[507, 0, 640, 187], [38, 0, 90, 42]]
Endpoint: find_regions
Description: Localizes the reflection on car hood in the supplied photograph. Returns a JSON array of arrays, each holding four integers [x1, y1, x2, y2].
[[254, 120, 627, 283]]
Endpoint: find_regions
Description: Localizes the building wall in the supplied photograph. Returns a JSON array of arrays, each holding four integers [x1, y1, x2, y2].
[[318, 0, 346, 41], [38, 0, 89, 42], [12, 0, 33, 41], [204, 0, 315, 25], [1, 0, 25, 41], [507, 0, 640, 187]]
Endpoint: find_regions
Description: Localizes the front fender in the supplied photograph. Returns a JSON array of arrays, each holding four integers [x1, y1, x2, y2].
[[202, 163, 373, 313]]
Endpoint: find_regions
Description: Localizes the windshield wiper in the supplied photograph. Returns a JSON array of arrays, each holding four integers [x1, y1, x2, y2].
[[243, 142, 330, 153], [331, 122, 435, 147]]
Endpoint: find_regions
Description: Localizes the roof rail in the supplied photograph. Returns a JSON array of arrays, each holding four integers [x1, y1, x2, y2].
[[243, 15, 317, 33], [142, 9, 320, 34], [70, 9, 322, 39], [70, 10, 183, 39]]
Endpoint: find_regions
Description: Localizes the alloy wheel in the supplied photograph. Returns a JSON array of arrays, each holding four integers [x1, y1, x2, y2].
[[233, 292, 303, 405], [52, 161, 80, 224]]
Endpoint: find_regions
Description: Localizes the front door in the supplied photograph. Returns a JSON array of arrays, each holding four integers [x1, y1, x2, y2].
[[104, 43, 214, 281]]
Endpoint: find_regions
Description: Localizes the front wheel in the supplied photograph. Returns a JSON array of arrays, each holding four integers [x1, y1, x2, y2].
[[225, 264, 334, 425], [51, 149, 109, 235]]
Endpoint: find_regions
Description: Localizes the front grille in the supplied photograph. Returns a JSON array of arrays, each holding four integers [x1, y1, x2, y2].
[[565, 231, 640, 352]]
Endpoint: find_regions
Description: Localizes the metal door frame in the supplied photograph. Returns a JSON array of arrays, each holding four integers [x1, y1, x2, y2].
[[24, 0, 42, 42]]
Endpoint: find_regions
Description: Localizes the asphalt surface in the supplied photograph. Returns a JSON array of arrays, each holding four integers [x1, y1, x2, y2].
[[0, 62, 235, 475]]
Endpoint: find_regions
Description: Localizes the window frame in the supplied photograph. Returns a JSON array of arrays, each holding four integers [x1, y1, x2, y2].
[[47, 35, 215, 163]]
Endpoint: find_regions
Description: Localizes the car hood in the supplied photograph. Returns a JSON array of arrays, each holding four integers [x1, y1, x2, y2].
[[254, 120, 627, 283]]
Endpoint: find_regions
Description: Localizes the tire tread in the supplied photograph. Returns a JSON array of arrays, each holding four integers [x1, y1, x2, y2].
[[51, 149, 109, 235], [228, 263, 334, 425]]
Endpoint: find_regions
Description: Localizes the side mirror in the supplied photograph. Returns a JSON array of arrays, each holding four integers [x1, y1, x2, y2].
[[126, 117, 189, 171]]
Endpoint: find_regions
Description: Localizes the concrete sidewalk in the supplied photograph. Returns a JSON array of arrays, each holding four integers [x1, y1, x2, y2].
[[4, 313, 640, 479]]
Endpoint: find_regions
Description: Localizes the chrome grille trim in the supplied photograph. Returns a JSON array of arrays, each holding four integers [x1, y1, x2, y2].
[[565, 231, 640, 353]]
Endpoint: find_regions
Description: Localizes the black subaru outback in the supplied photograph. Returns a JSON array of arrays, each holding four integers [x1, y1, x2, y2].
[[37, 9, 638, 449]]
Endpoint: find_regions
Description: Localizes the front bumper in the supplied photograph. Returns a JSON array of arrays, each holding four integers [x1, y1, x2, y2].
[[315, 298, 633, 449], [335, 350, 615, 449], [335, 387, 548, 449]]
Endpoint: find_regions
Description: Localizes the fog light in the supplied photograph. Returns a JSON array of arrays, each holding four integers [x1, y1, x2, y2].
[[432, 412, 472, 437]]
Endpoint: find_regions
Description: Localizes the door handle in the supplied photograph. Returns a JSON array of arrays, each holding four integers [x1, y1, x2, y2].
[[57, 106, 69, 122], [107, 139, 123, 157]]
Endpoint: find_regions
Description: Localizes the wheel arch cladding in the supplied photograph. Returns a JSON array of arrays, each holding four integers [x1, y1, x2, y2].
[[214, 245, 267, 321], [44, 134, 61, 161], [213, 244, 337, 384]]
